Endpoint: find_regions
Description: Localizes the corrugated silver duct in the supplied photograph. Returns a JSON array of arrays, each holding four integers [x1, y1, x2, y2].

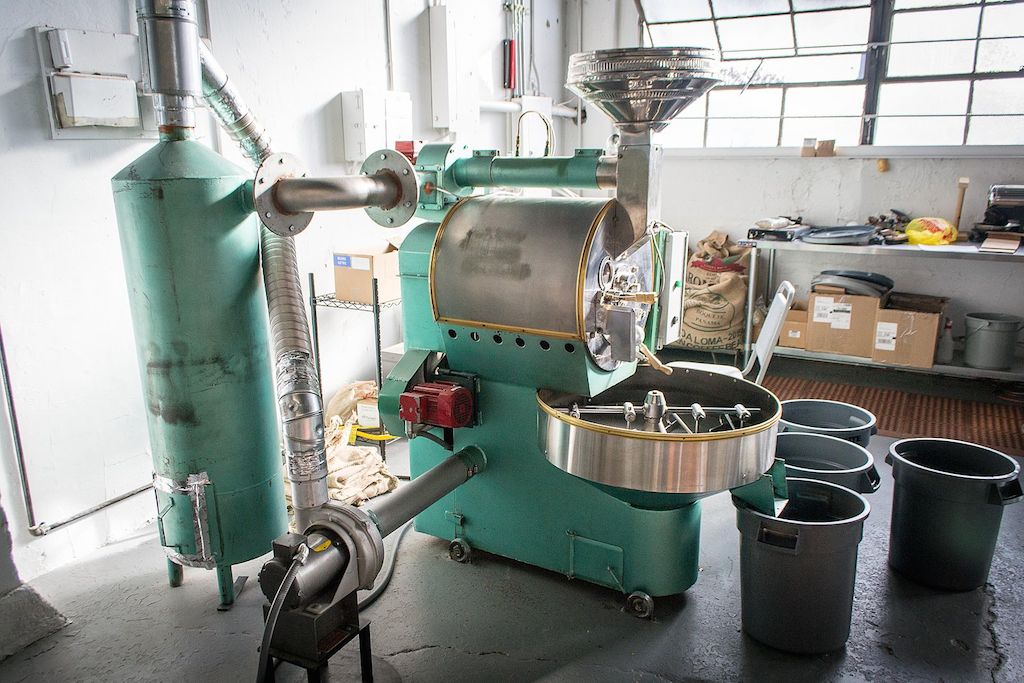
[[198, 44, 328, 522]]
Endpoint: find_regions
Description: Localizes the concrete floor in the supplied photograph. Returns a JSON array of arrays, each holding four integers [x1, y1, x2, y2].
[[1, 436, 1021, 682]]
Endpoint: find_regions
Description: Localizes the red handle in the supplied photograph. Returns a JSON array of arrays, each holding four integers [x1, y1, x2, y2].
[[507, 39, 516, 91]]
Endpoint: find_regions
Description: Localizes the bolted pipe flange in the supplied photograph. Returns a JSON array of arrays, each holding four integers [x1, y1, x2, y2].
[[360, 149, 419, 228], [254, 152, 315, 236]]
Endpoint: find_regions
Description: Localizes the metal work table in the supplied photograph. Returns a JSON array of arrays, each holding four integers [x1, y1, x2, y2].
[[774, 347, 1024, 382], [751, 239, 1024, 297], [748, 239, 1024, 382]]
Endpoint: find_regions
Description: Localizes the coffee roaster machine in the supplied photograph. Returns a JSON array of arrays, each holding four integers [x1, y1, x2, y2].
[[113, 2, 787, 678]]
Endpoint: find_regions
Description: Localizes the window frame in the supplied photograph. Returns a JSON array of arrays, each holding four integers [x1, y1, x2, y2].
[[639, 0, 1024, 153]]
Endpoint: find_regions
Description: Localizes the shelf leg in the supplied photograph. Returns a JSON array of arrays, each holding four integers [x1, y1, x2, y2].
[[308, 273, 322, 389], [743, 248, 758, 371], [371, 278, 386, 461]]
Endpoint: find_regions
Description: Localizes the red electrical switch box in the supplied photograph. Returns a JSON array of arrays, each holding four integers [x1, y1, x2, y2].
[[399, 381, 474, 428]]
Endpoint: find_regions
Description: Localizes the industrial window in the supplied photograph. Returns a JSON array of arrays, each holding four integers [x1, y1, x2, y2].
[[638, 0, 1024, 148]]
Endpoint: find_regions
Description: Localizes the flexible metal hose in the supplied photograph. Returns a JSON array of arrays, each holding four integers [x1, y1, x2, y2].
[[199, 44, 328, 518], [255, 544, 308, 682]]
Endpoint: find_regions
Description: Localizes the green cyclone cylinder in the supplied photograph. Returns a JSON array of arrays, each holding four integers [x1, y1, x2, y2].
[[112, 135, 286, 604]]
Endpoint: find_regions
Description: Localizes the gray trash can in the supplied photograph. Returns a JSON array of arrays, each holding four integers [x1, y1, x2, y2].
[[778, 432, 881, 494], [734, 478, 870, 653], [964, 312, 1023, 370], [887, 438, 1023, 590], [779, 399, 877, 447]]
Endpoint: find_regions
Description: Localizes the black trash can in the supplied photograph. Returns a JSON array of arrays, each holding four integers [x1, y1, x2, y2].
[[734, 478, 870, 654], [778, 432, 881, 494], [887, 438, 1023, 591], [779, 399, 877, 447]]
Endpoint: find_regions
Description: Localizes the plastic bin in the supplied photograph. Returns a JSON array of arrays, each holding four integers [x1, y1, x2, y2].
[[779, 399, 877, 447], [778, 432, 880, 494], [734, 478, 870, 653], [964, 313, 1023, 370], [887, 438, 1022, 590]]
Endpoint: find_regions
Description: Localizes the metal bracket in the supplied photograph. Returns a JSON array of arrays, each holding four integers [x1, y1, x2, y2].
[[360, 149, 419, 228], [153, 471, 217, 568], [730, 459, 789, 517]]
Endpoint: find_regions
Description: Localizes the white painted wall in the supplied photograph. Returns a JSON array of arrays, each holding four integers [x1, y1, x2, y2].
[[0, 0, 565, 581], [0, 0, 156, 582], [571, 0, 1024, 336]]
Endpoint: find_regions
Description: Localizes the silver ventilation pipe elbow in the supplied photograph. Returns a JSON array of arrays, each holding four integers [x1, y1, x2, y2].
[[198, 45, 329, 524], [136, 0, 202, 129], [198, 42, 273, 163]]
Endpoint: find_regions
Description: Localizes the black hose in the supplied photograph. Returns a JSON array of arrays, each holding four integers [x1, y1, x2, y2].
[[256, 549, 306, 682], [358, 520, 413, 610]]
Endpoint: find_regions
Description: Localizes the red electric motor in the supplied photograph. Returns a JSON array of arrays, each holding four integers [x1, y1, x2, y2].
[[399, 381, 475, 429]]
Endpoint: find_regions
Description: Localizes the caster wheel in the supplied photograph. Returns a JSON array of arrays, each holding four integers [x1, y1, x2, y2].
[[626, 591, 654, 619], [448, 538, 472, 563]]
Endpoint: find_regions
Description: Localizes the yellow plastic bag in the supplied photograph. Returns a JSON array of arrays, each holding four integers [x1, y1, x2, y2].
[[906, 217, 957, 246]]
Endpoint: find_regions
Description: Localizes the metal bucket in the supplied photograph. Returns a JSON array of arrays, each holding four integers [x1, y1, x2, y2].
[[964, 312, 1023, 370], [778, 432, 880, 494], [887, 438, 1022, 590], [779, 399, 877, 447], [735, 478, 870, 653]]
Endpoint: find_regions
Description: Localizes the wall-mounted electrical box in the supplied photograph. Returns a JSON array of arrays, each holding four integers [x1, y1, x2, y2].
[[35, 26, 156, 140], [427, 3, 479, 135], [340, 89, 413, 162]]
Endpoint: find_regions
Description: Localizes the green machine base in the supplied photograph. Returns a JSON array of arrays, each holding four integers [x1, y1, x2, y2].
[[409, 380, 702, 598]]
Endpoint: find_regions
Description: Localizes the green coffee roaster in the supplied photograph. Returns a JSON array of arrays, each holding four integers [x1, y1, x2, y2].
[[113, 7, 785, 669]]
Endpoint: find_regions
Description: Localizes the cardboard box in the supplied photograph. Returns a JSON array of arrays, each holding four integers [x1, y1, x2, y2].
[[871, 292, 945, 369], [333, 244, 401, 305], [356, 399, 380, 428], [806, 289, 880, 358], [779, 309, 807, 349]]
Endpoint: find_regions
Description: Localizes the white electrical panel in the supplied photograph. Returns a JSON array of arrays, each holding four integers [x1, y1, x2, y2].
[[341, 89, 413, 162], [35, 26, 156, 140], [427, 4, 479, 135], [428, 4, 456, 130], [657, 230, 690, 349]]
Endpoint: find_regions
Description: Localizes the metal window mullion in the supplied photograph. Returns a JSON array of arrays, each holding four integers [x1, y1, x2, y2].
[[787, 0, 799, 62], [883, 70, 1023, 84], [647, 3, 873, 25], [964, 2, 986, 145], [701, 92, 710, 148], [777, 86, 788, 146], [890, 0, 1024, 17], [860, 0, 895, 145], [707, 0, 725, 57]]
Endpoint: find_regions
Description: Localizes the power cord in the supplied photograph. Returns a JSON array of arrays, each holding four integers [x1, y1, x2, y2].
[[255, 543, 309, 683]]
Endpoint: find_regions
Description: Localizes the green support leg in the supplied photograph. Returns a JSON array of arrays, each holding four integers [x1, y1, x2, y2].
[[167, 559, 183, 588], [216, 564, 235, 608]]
